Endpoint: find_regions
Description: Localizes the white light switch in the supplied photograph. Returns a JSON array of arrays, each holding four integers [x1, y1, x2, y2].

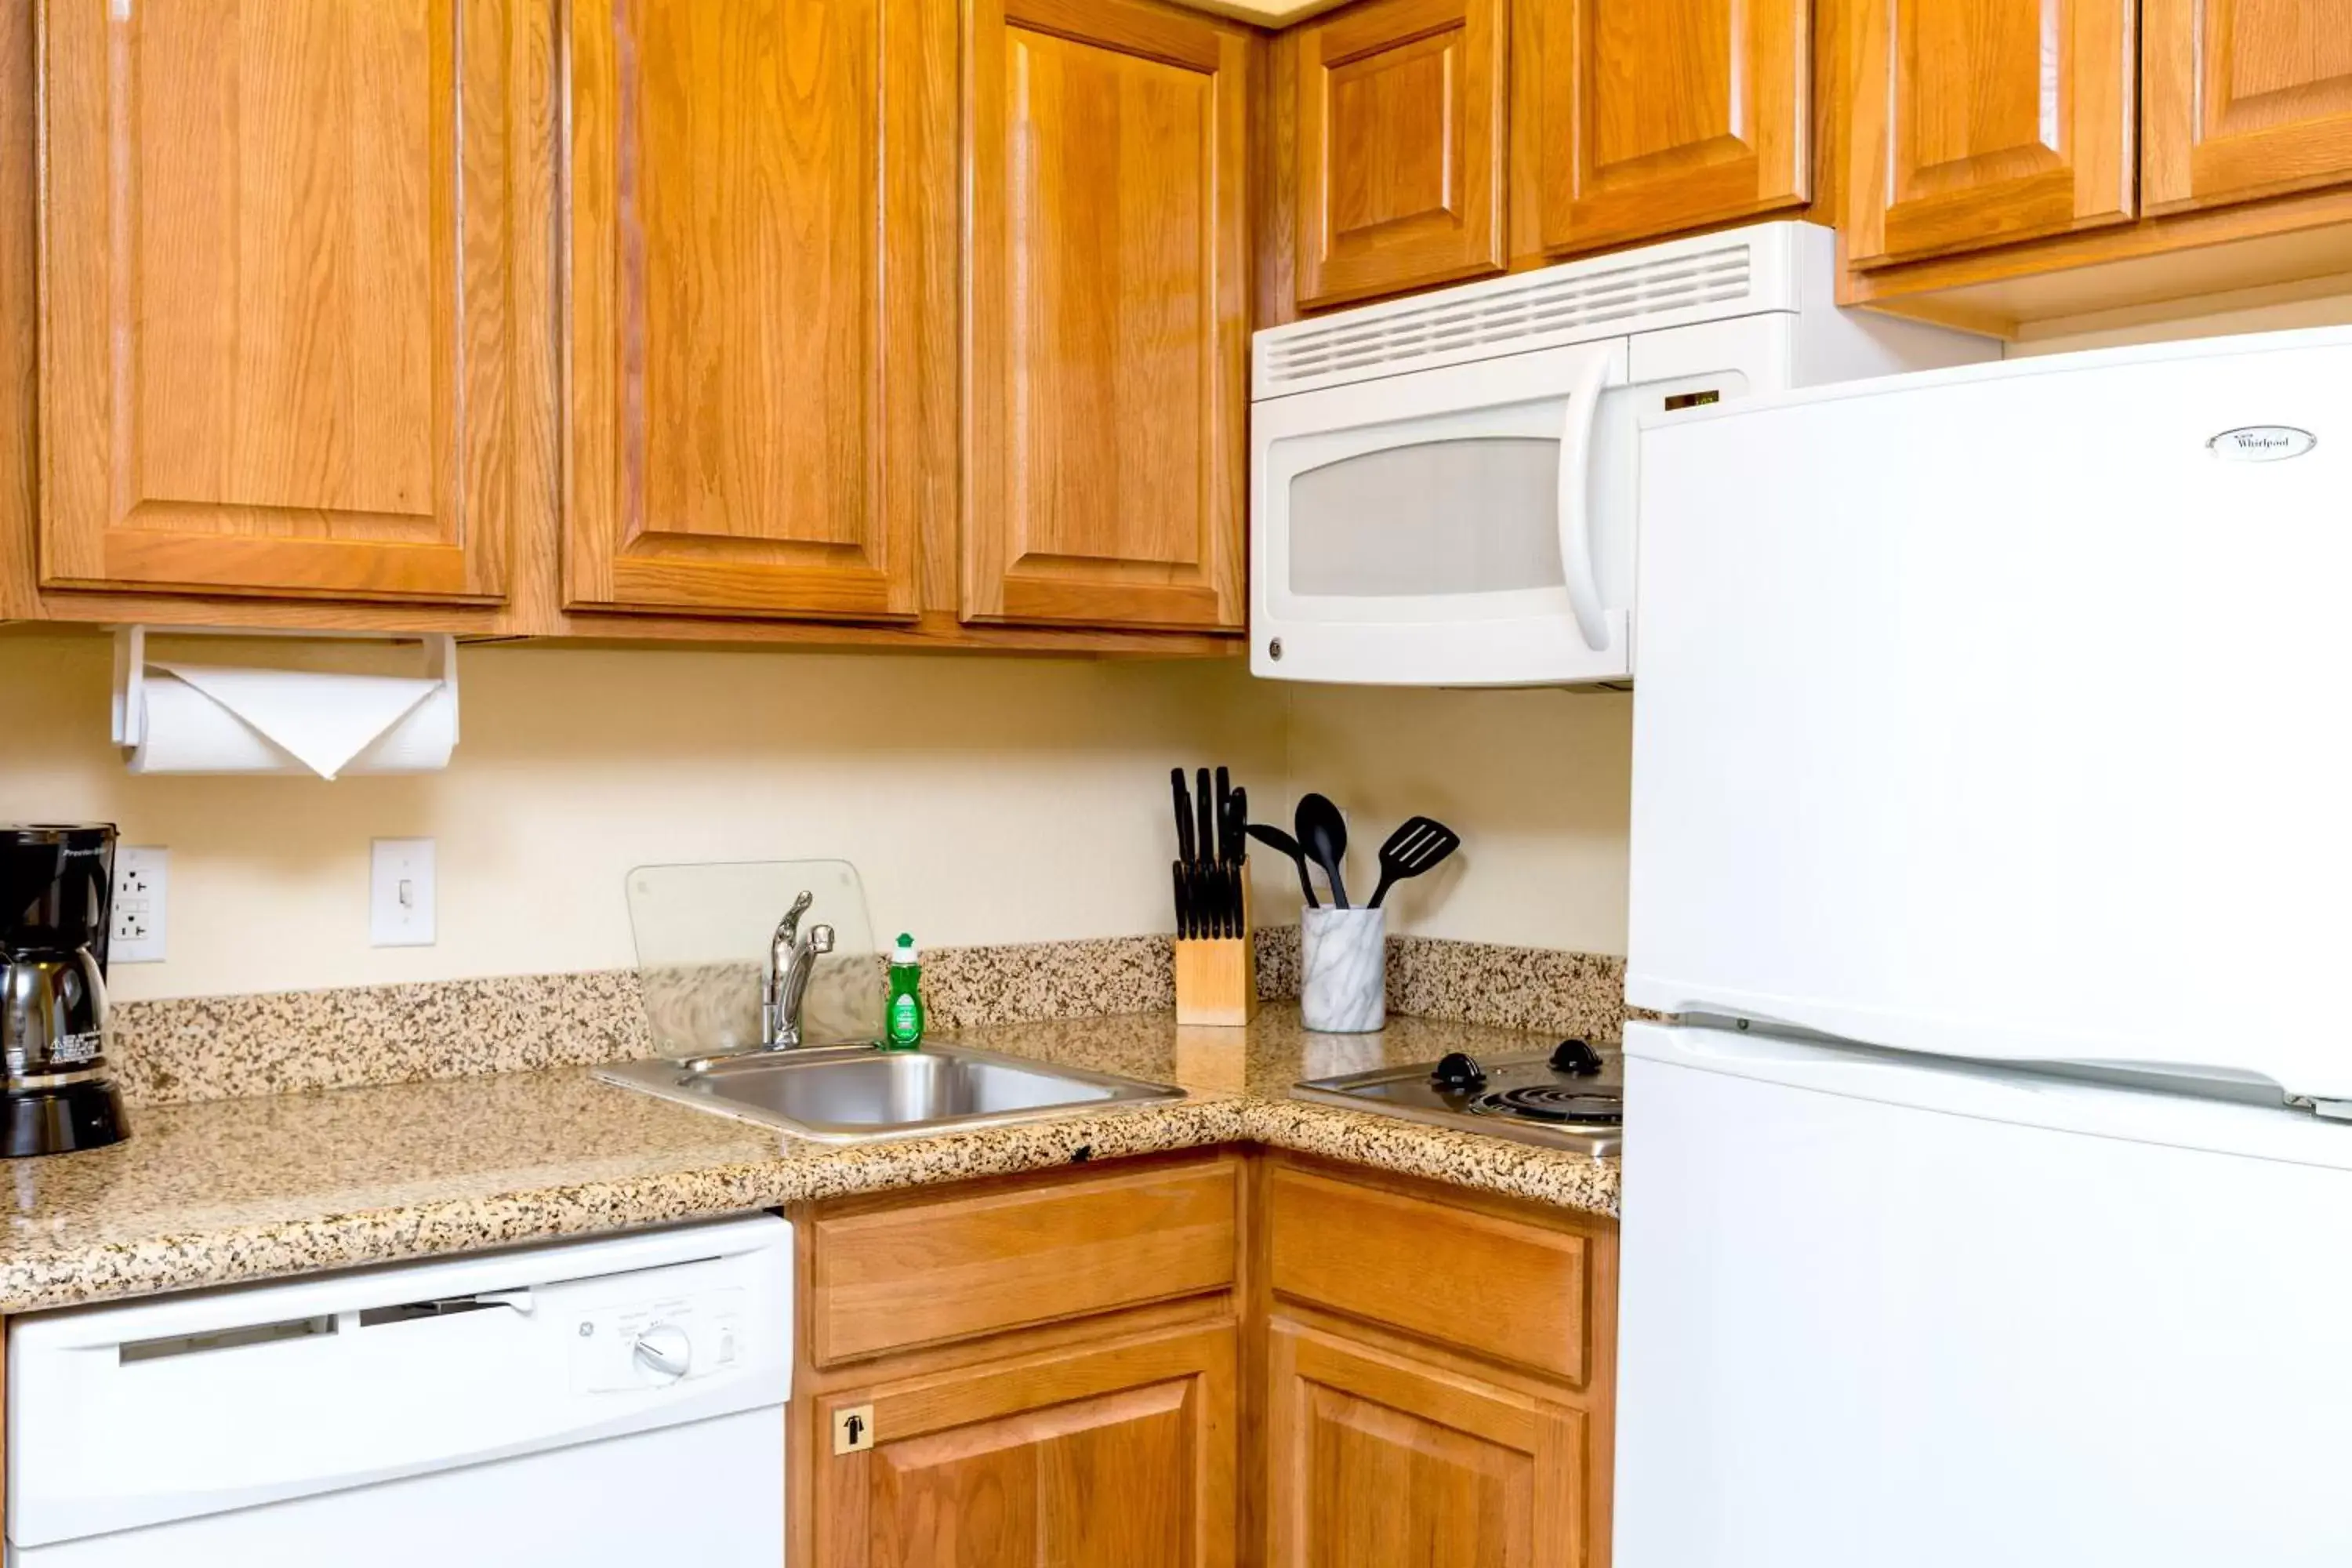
[[110, 847, 168, 964], [370, 838, 436, 947]]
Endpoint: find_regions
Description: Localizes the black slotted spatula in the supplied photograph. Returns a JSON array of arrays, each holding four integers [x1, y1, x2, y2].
[[1366, 816, 1460, 909]]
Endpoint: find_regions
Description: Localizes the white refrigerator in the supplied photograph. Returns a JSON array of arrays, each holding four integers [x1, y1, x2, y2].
[[1617, 326, 2352, 1566]]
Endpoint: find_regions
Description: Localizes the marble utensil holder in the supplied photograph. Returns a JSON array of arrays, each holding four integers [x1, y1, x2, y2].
[[1299, 906, 1385, 1033]]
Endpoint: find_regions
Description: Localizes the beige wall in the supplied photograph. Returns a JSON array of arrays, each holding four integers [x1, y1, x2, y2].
[[1277, 686, 1634, 955], [2, 633, 1291, 1000]]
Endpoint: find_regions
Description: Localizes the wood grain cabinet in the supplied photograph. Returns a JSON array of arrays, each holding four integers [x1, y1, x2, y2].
[[962, 0, 1250, 633], [1290, 0, 1508, 308], [562, 0, 950, 620], [36, 0, 522, 604], [1268, 1323, 1588, 1568], [1844, 0, 2137, 267], [1260, 1159, 1617, 1568], [815, 1325, 1239, 1567], [2143, 0, 2352, 215], [1514, 0, 1809, 259]]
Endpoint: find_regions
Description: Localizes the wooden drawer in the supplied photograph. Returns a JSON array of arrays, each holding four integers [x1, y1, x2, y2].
[[811, 1157, 1240, 1366], [1267, 1166, 1589, 1385]]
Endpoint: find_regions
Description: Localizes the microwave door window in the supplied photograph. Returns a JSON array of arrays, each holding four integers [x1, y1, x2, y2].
[[1287, 437, 1563, 597]]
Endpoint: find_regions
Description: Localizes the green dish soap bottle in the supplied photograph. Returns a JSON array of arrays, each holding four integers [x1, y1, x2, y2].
[[884, 933, 925, 1050]]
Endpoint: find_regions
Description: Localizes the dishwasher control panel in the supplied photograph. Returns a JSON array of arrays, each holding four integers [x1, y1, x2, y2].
[[569, 1287, 750, 1392]]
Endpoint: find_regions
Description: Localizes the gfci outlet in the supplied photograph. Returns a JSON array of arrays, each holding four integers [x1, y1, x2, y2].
[[110, 847, 168, 964], [370, 838, 436, 947]]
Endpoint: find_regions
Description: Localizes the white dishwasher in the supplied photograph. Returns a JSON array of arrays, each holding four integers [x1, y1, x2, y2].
[[6, 1213, 791, 1567]]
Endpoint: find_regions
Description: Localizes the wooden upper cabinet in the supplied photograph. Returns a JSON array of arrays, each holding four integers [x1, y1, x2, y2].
[[2143, 0, 2352, 214], [564, 0, 946, 620], [37, 0, 517, 603], [1518, 0, 1809, 257], [1846, 0, 2136, 268], [816, 1324, 1238, 1567], [963, 0, 1249, 632], [1292, 0, 1508, 307]]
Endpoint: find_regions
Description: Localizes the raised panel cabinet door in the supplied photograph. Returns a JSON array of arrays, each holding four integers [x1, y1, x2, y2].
[[1266, 1323, 1589, 1568], [1293, 0, 1508, 308], [1846, 0, 2136, 267], [564, 0, 944, 619], [1522, 0, 1808, 256], [2144, 0, 2352, 212], [815, 1323, 1238, 1568], [38, 0, 517, 602], [963, 0, 1249, 632]]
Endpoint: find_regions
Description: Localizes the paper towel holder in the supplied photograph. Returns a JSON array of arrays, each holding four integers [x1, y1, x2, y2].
[[111, 626, 462, 750]]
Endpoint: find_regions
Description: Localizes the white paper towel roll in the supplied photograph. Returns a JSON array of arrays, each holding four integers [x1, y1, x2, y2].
[[126, 662, 458, 779]]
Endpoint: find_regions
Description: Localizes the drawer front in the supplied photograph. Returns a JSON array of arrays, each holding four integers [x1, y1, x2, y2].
[[812, 1159, 1240, 1365], [1268, 1167, 1589, 1384]]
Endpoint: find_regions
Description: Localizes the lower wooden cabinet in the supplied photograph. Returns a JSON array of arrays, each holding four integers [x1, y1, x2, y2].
[[792, 1150, 1613, 1568], [812, 1323, 1239, 1567], [1267, 1323, 1588, 1568]]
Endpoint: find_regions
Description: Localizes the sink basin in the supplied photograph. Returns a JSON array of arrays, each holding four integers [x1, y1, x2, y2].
[[594, 1043, 1185, 1142]]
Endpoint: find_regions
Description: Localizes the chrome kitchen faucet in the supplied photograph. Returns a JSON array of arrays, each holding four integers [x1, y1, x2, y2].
[[760, 891, 834, 1051]]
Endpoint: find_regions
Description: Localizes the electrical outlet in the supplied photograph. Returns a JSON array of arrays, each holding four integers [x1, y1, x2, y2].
[[369, 838, 436, 947], [110, 847, 167, 964]]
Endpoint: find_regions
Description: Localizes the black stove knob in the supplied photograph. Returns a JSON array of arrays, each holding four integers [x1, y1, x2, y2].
[[1429, 1052, 1487, 1092], [1548, 1038, 1604, 1076]]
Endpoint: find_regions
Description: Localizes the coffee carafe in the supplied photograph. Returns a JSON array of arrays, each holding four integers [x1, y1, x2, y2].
[[0, 825, 128, 1156]]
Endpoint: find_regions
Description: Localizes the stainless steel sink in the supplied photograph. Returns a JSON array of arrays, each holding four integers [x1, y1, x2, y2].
[[594, 1043, 1185, 1142]]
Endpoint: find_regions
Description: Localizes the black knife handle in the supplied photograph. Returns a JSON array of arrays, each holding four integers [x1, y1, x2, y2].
[[1172, 768, 1195, 866]]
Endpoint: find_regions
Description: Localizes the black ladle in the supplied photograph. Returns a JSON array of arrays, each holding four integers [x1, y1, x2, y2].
[[1247, 822, 1319, 908], [1295, 793, 1351, 909]]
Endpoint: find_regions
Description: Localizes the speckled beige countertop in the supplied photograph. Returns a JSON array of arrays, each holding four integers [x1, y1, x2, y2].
[[0, 1006, 1616, 1316]]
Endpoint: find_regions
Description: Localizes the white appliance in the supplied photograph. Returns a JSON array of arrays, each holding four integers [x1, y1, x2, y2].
[[1617, 326, 2352, 1565], [7, 1214, 791, 1566], [1247, 221, 1992, 687]]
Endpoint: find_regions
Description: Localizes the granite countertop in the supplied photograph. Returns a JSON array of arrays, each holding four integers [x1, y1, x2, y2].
[[0, 1006, 1617, 1316]]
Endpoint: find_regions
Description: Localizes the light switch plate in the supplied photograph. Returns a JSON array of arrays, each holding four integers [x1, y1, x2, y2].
[[369, 838, 436, 947], [110, 846, 167, 964]]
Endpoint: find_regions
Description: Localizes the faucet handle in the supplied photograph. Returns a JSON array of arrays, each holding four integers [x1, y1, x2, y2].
[[808, 924, 835, 956], [774, 889, 815, 949]]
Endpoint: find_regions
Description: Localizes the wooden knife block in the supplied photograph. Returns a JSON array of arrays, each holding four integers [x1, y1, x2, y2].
[[1174, 866, 1255, 1027]]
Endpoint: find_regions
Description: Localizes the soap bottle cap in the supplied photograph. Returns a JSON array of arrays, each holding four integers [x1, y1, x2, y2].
[[892, 933, 919, 964]]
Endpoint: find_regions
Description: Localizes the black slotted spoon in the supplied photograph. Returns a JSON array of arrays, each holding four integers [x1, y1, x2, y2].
[[1366, 816, 1461, 909]]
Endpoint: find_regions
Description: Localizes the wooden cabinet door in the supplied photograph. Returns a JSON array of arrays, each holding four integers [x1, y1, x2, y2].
[[816, 1323, 1237, 1568], [1845, 0, 2136, 267], [963, 0, 1248, 632], [2144, 0, 2352, 213], [564, 0, 944, 620], [1292, 0, 1508, 308], [1267, 1322, 1589, 1568], [38, 0, 517, 603], [1519, 0, 1808, 257]]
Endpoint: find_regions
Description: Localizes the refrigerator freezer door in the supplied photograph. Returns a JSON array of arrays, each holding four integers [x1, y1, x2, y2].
[[1629, 326, 2352, 1098], [1615, 1020, 2352, 1568]]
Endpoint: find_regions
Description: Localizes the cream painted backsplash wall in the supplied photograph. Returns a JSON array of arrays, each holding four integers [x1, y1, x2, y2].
[[2, 633, 1639, 1002], [1, 635, 1297, 1001]]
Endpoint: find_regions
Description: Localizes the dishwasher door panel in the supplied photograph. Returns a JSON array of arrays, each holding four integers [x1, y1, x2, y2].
[[10, 1408, 782, 1568]]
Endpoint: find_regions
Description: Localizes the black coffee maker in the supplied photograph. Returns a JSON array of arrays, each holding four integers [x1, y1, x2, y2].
[[0, 825, 128, 1156]]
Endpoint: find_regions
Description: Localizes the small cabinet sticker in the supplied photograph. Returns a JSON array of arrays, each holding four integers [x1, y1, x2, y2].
[[2209, 426, 2317, 461]]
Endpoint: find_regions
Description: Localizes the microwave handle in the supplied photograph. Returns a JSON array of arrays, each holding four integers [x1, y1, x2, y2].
[[1556, 350, 1617, 652]]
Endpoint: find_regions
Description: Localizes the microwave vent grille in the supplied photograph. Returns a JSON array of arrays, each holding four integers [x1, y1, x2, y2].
[[1261, 241, 1755, 394]]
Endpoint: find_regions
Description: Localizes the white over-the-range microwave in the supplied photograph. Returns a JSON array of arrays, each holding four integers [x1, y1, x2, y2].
[[1248, 222, 1998, 687]]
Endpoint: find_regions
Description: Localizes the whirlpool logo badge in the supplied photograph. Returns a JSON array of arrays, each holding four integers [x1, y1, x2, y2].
[[2209, 425, 2318, 461]]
